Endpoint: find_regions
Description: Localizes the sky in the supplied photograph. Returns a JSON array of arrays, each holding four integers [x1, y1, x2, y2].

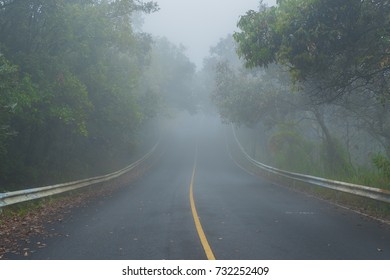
[[142, 0, 276, 69]]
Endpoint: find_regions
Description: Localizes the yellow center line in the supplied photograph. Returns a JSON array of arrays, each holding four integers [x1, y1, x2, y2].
[[189, 147, 216, 260]]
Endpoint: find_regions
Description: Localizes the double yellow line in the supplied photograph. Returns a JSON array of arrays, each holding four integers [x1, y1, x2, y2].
[[189, 147, 216, 260]]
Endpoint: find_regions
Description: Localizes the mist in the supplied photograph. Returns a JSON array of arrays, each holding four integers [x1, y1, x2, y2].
[[1, 0, 390, 264], [142, 0, 276, 69], [1, 0, 389, 192]]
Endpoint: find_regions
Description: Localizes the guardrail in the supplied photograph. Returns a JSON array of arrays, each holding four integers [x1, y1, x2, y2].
[[0, 140, 160, 209], [231, 126, 390, 204]]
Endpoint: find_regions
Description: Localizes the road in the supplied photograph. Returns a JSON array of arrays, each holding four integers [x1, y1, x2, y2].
[[9, 114, 390, 259]]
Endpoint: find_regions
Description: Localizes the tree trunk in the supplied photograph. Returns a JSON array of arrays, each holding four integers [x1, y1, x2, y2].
[[312, 108, 346, 176]]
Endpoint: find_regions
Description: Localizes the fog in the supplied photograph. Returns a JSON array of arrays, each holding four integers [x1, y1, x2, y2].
[[1, 0, 390, 263], [142, 0, 276, 69], [1, 0, 389, 196]]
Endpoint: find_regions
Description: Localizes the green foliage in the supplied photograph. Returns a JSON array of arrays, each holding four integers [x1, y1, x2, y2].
[[234, 0, 390, 101], [234, 7, 280, 68], [0, 54, 19, 157], [140, 38, 197, 114], [221, 0, 390, 194], [349, 167, 390, 191], [268, 124, 315, 173], [212, 61, 292, 126], [0, 54, 39, 167], [372, 154, 390, 181], [0, 0, 162, 190], [319, 136, 355, 178]]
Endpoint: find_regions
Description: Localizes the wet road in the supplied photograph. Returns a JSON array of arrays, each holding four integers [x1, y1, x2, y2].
[[11, 114, 390, 259]]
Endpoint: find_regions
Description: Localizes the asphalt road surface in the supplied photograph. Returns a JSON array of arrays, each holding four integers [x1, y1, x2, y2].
[[10, 114, 390, 259]]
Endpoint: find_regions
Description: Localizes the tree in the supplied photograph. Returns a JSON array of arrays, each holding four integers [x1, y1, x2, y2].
[[210, 36, 294, 126], [234, 0, 390, 102], [0, 0, 160, 189], [139, 37, 197, 115], [209, 32, 356, 176]]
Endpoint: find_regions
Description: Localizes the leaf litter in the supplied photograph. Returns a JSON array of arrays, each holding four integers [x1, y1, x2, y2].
[[0, 166, 149, 259]]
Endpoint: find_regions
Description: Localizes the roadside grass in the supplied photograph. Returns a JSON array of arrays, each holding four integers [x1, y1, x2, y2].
[[304, 185, 390, 222], [232, 133, 390, 222], [0, 200, 45, 217], [349, 169, 390, 191], [269, 162, 390, 221], [0, 191, 70, 218]]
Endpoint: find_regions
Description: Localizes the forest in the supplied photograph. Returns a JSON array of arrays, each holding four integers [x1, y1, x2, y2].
[[0, 0, 196, 190], [1, 0, 390, 192], [208, 0, 390, 189]]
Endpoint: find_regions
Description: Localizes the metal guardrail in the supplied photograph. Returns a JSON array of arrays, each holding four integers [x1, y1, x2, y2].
[[0, 140, 160, 209], [232, 127, 390, 204]]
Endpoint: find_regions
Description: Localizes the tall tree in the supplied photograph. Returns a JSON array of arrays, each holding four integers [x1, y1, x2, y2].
[[0, 0, 159, 189], [234, 0, 390, 102], [139, 37, 197, 114]]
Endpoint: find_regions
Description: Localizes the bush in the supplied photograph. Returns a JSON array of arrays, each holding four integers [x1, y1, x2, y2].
[[268, 125, 316, 173], [372, 154, 390, 180]]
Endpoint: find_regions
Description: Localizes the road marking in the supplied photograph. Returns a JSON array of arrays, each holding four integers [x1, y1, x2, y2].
[[285, 211, 315, 215], [189, 148, 216, 260]]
